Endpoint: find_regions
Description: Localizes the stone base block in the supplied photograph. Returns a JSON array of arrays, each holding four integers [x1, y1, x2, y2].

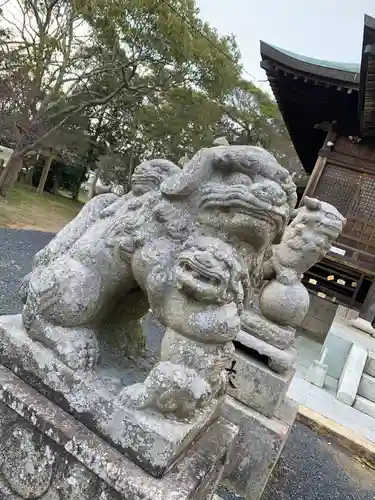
[[306, 360, 328, 388], [101, 398, 220, 477], [365, 351, 375, 378], [0, 314, 227, 478], [358, 373, 375, 404], [221, 395, 297, 500], [354, 395, 375, 419], [0, 363, 237, 500], [227, 348, 294, 418], [337, 344, 367, 406], [235, 330, 296, 374]]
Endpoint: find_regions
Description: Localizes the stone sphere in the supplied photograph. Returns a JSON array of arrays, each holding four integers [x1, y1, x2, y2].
[[259, 280, 310, 328]]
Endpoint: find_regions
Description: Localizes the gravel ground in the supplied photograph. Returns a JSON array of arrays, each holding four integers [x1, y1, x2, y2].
[[218, 421, 375, 500], [1, 228, 375, 500], [260, 422, 375, 500], [0, 228, 54, 315]]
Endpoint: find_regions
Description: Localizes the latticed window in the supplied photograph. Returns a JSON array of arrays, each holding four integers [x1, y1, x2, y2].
[[314, 163, 375, 254], [314, 163, 358, 215], [348, 176, 375, 222]]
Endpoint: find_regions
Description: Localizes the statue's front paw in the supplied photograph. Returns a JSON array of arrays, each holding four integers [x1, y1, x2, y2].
[[154, 387, 200, 419], [56, 328, 99, 371], [190, 302, 241, 342], [117, 361, 211, 419]]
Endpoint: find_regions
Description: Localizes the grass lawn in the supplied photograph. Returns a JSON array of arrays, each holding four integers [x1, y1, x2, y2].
[[0, 184, 84, 233]]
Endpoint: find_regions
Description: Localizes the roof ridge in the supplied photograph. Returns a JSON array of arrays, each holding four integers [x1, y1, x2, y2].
[[261, 42, 360, 74]]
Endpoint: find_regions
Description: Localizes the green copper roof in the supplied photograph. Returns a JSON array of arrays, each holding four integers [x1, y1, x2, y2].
[[267, 43, 360, 74]]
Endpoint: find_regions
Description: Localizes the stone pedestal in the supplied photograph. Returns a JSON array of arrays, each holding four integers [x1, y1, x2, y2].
[[219, 329, 298, 500], [0, 311, 296, 500], [221, 396, 297, 500], [227, 349, 294, 417], [0, 364, 237, 500]]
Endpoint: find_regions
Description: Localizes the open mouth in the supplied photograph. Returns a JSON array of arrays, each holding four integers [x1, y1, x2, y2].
[[132, 174, 162, 186], [178, 257, 221, 285], [175, 254, 224, 300]]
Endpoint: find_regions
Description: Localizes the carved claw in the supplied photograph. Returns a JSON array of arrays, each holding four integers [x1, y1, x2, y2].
[[25, 317, 99, 372], [56, 332, 99, 371]]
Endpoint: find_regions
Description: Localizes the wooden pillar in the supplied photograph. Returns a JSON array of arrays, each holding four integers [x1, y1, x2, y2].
[[299, 126, 337, 205], [300, 155, 327, 203], [359, 279, 375, 321]]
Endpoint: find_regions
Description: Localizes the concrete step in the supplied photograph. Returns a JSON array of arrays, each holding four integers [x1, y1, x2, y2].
[[358, 373, 375, 404], [364, 351, 375, 377], [354, 395, 375, 419], [336, 344, 367, 405]]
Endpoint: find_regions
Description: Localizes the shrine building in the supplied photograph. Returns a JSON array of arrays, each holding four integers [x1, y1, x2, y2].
[[260, 14, 375, 337]]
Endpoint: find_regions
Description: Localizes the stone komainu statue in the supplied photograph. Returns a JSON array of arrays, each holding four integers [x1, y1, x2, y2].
[[20, 145, 345, 418]]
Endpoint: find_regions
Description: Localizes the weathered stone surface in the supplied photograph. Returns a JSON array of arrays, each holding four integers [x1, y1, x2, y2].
[[357, 373, 375, 404], [226, 349, 294, 417], [11, 143, 345, 499], [235, 330, 297, 374], [263, 196, 347, 286], [349, 317, 375, 336], [274, 396, 299, 425], [337, 344, 367, 406], [100, 397, 220, 476], [306, 360, 328, 388], [241, 308, 295, 350], [26, 159, 181, 277], [221, 395, 297, 500], [259, 280, 310, 328], [21, 145, 297, 377], [0, 314, 124, 418], [258, 196, 346, 346], [0, 314, 226, 476], [354, 394, 375, 419], [0, 364, 238, 500], [364, 351, 375, 377], [18, 146, 298, 439]]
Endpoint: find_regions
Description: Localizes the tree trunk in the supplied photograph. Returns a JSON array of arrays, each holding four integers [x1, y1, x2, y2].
[[0, 153, 23, 198], [71, 182, 80, 201], [88, 168, 101, 199], [37, 154, 53, 195], [51, 173, 59, 194], [26, 167, 34, 186]]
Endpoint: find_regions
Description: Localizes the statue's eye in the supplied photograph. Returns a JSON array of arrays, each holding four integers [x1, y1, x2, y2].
[[226, 173, 252, 186], [325, 213, 338, 220]]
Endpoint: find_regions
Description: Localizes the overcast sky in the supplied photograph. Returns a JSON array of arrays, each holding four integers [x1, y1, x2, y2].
[[196, 0, 375, 90]]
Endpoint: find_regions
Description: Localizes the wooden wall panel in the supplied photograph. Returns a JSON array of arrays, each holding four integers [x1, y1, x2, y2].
[[313, 162, 375, 257]]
